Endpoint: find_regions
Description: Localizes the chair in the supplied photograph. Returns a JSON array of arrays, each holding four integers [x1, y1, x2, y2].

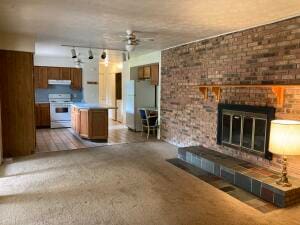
[[139, 108, 158, 139]]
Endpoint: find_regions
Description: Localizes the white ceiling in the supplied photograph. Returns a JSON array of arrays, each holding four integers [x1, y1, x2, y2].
[[1, 0, 300, 58]]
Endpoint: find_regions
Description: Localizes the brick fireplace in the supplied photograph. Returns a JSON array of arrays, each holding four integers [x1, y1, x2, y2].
[[161, 16, 300, 178]]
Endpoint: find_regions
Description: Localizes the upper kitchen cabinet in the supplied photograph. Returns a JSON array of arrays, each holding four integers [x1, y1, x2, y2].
[[138, 67, 144, 80], [47, 67, 61, 80], [143, 66, 151, 79], [137, 63, 159, 85], [71, 68, 82, 90], [34, 66, 48, 89], [60, 67, 71, 80], [150, 64, 159, 86]]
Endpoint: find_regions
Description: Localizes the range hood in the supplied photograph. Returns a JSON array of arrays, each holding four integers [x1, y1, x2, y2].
[[48, 80, 71, 85]]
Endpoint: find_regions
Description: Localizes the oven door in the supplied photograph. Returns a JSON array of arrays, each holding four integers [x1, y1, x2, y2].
[[50, 103, 71, 122]]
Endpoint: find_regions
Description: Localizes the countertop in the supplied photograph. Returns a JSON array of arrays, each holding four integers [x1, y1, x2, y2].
[[71, 103, 117, 110]]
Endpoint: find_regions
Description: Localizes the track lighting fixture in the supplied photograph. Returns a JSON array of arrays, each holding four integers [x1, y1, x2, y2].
[[101, 51, 107, 60], [71, 48, 77, 58], [88, 49, 94, 60]]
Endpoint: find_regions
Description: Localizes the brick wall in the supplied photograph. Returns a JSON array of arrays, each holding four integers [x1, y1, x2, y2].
[[161, 16, 300, 178]]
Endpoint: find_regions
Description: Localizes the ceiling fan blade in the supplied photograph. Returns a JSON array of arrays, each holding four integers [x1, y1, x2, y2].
[[138, 37, 155, 41]]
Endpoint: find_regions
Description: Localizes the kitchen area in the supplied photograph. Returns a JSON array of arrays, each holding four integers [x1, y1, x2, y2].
[[34, 64, 118, 152], [34, 56, 160, 153], [35, 66, 83, 129]]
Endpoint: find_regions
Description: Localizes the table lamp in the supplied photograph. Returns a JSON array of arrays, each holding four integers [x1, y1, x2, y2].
[[269, 120, 300, 187]]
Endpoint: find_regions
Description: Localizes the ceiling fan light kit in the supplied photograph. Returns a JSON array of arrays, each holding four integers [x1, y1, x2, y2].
[[125, 44, 135, 52]]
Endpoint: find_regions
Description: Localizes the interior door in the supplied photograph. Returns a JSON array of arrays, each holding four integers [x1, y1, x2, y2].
[[115, 73, 122, 121]]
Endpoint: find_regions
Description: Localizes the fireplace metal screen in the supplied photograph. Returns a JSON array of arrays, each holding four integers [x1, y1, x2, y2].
[[222, 110, 267, 153], [217, 104, 275, 159]]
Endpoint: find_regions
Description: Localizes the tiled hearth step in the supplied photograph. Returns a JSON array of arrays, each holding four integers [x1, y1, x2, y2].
[[178, 146, 300, 208]]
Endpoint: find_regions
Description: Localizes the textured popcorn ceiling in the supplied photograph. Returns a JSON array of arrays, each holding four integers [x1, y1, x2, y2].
[[0, 0, 299, 57]]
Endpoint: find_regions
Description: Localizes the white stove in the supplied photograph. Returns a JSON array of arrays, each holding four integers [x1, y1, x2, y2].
[[48, 94, 72, 128]]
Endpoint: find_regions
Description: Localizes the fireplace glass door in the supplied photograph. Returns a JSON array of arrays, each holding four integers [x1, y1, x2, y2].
[[232, 115, 241, 145], [242, 117, 253, 149], [221, 110, 267, 154]]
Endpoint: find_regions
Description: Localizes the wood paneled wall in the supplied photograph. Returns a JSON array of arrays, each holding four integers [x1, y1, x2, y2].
[[0, 50, 35, 157]]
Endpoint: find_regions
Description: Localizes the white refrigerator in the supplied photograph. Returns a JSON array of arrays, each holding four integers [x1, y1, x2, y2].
[[126, 80, 156, 131]]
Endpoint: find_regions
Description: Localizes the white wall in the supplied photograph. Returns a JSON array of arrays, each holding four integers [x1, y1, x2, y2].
[[122, 51, 161, 137], [34, 55, 99, 103], [0, 33, 35, 52], [82, 60, 99, 103]]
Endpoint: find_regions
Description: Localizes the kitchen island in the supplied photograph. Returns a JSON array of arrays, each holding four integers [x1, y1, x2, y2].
[[71, 103, 116, 140]]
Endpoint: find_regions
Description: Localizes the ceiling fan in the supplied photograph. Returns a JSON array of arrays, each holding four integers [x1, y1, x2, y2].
[[73, 53, 86, 67], [120, 29, 155, 52]]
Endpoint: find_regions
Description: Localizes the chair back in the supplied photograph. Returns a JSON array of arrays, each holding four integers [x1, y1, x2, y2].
[[148, 116, 158, 127], [139, 109, 148, 126]]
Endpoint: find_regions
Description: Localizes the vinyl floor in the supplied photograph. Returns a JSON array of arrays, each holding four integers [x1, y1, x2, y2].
[[36, 120, 157, 153]]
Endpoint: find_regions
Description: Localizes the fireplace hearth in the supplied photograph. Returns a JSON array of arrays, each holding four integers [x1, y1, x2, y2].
[[217, 104, 275, 159]]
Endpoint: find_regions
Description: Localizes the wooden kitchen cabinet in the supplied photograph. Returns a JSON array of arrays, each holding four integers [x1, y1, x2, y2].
[[138, 67, 144, 79], [47, 67, 61, 80], [34, 66, 48, 88], [35, 103, 50, 128], [71, 68, 82, 90], [79, 109, 108, 139], [33, 66, 82, 89], [60, 67, 71, 80], [143, 66, 151, 79], [150, 64, 159, 85], [71, 105, 109, 140], [79, 109, 89, 138], [71, 106, 81, 133], [137, 63, 159, 85]]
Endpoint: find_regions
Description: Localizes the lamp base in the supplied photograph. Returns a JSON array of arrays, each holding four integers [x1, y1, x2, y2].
[[276, 156, 292, 187], [276, 178, 292, 187]]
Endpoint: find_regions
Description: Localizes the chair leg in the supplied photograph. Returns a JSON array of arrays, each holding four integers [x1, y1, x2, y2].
[[147, 126, 150, 140], [141, 126, 143, 136]]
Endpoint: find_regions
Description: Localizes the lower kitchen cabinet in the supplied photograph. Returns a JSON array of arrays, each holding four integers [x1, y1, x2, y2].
[[71, 106, 81, 133], [89, 110, 108, 139], [36, 103, 50, 128], [71, 105, 108, 140]]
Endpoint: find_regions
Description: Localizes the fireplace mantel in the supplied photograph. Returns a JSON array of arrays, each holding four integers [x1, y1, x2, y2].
[[198, 84, 300, 107]]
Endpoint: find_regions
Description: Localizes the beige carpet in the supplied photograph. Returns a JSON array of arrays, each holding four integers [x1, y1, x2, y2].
[[0, 141, 300, 225]]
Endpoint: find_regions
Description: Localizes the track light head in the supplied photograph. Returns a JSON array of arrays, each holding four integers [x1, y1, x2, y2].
[[71, 48, 77, 58], [88, 49, 94, 60], [101, 51, 107, 60]]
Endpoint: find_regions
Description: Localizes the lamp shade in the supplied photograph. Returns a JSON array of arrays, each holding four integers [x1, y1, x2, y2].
[[269, 120, 300, 156]]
